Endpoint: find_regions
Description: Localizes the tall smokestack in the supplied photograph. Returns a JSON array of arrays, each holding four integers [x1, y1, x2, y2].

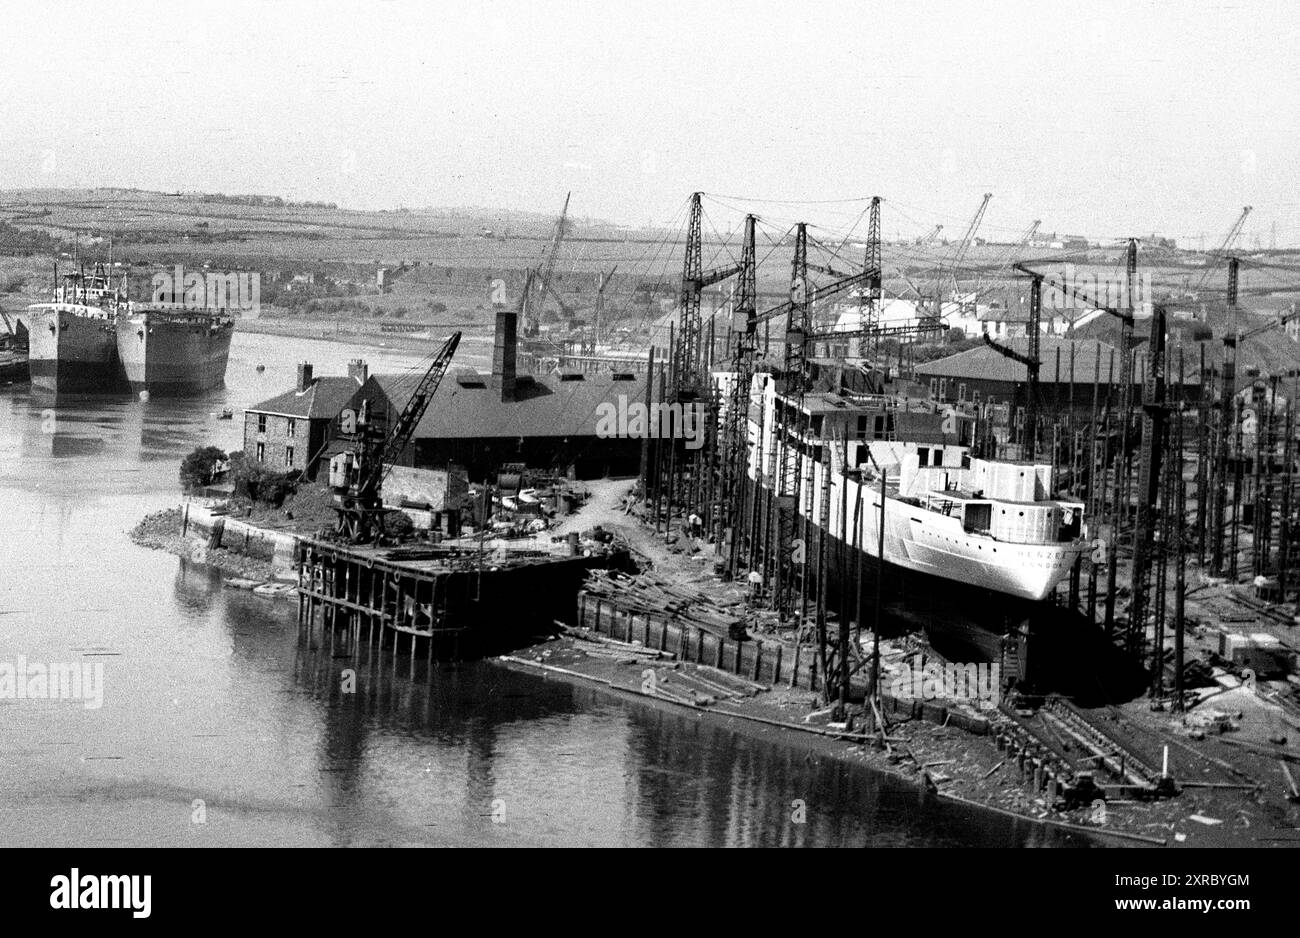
[[492, 309, 517, 401]]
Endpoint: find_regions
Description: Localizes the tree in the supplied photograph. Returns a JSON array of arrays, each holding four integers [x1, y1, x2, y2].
[[180, 446, 228, 491]]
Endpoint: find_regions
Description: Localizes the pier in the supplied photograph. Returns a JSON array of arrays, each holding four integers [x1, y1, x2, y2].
[[295, 537, 631, 662]]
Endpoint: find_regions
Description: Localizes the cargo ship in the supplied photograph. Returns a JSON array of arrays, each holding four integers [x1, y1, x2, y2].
[[115, 305, 233, 395], [26, 264, 235, 396], [26, 268, 126, 393], [744, 373, 1089, 636]]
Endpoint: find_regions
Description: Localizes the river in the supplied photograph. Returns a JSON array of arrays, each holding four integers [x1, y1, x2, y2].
[[0, 330, 1085, 846]]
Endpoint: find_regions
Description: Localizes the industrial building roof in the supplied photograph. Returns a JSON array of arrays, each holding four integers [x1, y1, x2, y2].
[[362, 370, 652, 440], [916, 337, 1129, 385]]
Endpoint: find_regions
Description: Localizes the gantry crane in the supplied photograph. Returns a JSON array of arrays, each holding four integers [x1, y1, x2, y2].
[[329, 331, 461, 542]]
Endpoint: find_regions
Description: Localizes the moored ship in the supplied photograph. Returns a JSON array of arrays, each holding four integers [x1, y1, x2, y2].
[[26, 268, 126, 393], [116, 305, 233, 395]]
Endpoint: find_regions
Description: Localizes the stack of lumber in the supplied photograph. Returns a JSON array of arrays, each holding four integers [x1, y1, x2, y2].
[[582, 569, 746, 637]]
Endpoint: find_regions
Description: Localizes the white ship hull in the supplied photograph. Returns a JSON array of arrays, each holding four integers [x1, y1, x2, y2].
[[745, 377, 1087, 608]]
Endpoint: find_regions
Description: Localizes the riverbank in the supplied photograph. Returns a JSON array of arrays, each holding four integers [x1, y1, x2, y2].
[[130, 505, 292, 589]]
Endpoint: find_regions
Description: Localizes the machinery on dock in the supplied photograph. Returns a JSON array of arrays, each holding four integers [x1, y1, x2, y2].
[[328, 331, 461, 542]]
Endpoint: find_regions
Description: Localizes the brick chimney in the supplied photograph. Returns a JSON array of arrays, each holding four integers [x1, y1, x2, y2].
[[348, 359, 369, 384], [297, 362, 314, 392], [491, 309, 517, 401]]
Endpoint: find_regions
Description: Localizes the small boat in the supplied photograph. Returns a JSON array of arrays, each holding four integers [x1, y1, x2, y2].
[[255, 364, 265, 373]]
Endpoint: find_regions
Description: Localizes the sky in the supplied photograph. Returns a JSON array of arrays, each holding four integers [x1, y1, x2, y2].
[[2, 0, 1298, 245]]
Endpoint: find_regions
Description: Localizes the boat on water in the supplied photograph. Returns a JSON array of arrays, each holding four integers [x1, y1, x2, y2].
[[25, 267, 126, 393], [116, 304, 233, 395], [26, 264, 234, 396], [743, 373, 1089, 636]]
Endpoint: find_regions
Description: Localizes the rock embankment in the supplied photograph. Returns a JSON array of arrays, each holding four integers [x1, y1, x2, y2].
[[130, 508, 281, 583]]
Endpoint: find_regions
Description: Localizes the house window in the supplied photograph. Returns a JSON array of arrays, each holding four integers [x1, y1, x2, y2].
[[286, 446, 294, 468], [256, 442, 264, 462], [918, 447, 930, 467], [287, 418, 296, 438], [257, 413, 267, 433], [958, 383, 967, 402]]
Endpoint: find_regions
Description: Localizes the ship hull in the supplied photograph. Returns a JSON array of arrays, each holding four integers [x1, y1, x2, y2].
[[26, 306, 123, 393], [116, 313, 233, 395]]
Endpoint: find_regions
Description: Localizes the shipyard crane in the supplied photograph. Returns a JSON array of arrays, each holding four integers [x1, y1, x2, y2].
[[1193, 206, 1252, 295], [672, 193, 746, 394], [590, 264, 618, 350], [523, 193, 573, 336], [981, 270, 1043, 455], [328, 331, 461, 542], [947, 193, 992, 295], [917, 224, 943, 245]]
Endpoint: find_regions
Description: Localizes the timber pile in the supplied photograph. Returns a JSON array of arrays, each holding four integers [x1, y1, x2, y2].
[[582, 569, 747, 638]]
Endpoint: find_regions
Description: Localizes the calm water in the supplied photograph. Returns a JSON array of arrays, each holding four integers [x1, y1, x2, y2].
[[0, 331, 1086, 846]]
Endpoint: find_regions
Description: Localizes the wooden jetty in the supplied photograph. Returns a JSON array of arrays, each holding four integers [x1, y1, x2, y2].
[[296, 537, 630, 661]]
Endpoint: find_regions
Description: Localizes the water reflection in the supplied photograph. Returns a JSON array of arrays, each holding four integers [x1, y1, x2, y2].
[[0, 330, 1093, 847]]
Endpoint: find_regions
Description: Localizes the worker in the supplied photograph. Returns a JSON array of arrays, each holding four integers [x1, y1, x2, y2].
[[688, 512, 703, 539]]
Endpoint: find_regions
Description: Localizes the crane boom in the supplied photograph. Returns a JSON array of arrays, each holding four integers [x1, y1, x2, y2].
[[948, 193, 992, 292], [367, 332, 462, 493], [524, 193, 573, 334], [331, 331, 462, 541], [1193, 205, 1252, 294]]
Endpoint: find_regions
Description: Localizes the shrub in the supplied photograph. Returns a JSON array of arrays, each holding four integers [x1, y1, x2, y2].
[[179, 446, 228, 491], [228, 451, 301, 506], [386, 511, 416, 538]]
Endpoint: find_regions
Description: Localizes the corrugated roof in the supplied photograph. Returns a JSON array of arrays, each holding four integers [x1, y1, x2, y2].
[[248, 375, 365, 419], [915, 337, 1125, 384]]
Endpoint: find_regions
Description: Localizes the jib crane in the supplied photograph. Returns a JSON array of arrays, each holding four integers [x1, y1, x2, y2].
[[1193, 206, 1252, 295], [523, 193, 573, 337], [329, 331, 462, 542], [947, 192, 992, 296]]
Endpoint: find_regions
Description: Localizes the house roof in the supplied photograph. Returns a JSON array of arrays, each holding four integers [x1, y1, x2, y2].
[[247, 375, 366, 419], [369, 370, 652, 440], [915, 337, 1132, 385]]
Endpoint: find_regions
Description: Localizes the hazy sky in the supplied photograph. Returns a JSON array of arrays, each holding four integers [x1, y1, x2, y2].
[[3, 0, 1298, 244]]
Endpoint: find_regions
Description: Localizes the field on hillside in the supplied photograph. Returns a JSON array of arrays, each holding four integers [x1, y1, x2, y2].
[[4, 188, 1300, 356]]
